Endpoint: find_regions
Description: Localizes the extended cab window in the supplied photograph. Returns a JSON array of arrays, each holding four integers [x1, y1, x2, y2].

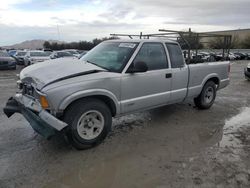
[[133, 43, 168, 71], [166, 43, 184, 68]]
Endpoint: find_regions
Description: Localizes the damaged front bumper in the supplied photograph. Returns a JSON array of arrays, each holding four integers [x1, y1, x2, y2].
[[3, 94, 68, 139]]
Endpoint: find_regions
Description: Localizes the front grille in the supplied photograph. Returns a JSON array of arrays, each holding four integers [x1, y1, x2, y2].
[[0, 61, 8, 65]]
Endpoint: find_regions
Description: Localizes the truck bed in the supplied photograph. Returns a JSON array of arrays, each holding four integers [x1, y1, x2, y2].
[[187, 61, 230, 98]]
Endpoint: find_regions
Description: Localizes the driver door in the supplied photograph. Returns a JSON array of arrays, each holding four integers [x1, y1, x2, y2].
[[121, 42, 172, 114]]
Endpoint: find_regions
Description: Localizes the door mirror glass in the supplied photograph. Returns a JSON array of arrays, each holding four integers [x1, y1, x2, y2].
[[127, 61, 148, 73]]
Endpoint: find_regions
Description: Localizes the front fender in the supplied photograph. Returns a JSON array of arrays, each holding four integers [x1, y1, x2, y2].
[[58, 89, 120, 114]]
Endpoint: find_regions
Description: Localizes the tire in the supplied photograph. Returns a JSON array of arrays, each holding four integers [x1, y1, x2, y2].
[[63, 98, 112, 150], [194, 81, 217, 109]]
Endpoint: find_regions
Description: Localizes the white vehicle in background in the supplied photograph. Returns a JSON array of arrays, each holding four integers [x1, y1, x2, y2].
[[228, 53, 236, 60], [62, 49, 81, 58], [217, 53, 236, 61], [24, 51, 51, 66], [199, 52, 215, 62], [14, 51, 27, 65], [50, 51, 75, 59]]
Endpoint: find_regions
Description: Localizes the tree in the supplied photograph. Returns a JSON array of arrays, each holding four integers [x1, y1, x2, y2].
[[209, 38, 225, 49], [177, 33, 203, 50], [230, 34, 240, 49], [43, 41, 51, 49], [209, 34, 240, 49]]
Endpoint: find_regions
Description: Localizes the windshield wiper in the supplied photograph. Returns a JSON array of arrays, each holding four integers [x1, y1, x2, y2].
[[85, 60, 110, 72]]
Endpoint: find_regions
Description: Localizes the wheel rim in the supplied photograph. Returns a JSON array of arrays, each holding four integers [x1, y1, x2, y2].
[[76, 110, 105, 140], [204, 86, 214, 104]]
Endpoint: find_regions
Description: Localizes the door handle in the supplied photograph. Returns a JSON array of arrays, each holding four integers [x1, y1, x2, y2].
[[165, 73, 172, 78]]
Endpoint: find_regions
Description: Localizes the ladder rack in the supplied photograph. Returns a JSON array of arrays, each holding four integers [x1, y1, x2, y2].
[[110, 28, 232, 64]]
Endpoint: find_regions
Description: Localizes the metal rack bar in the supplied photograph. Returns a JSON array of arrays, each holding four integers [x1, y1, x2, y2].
[[110, 28, 232, 64]]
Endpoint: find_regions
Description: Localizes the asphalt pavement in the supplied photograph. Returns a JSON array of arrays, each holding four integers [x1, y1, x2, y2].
[[0, 61, 250, 188]]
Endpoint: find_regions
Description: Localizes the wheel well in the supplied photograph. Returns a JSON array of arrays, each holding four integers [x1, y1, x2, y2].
[[64, 95, 117, 117], [206, 77, 219, 87]]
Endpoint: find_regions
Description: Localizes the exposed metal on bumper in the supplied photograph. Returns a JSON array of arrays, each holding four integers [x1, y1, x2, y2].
[[218, 78, 230, 90], [3, 95, 68, 139]]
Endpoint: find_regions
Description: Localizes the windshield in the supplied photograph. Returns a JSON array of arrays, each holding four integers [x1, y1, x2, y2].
[[16, 52, 27, 56], [81, 42, 138, 72], [0, 51, 10, 57], [30, 51, 50, 57]]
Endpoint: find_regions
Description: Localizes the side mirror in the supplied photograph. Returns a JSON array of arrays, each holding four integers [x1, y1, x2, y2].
[[127, 61, 148, 73]]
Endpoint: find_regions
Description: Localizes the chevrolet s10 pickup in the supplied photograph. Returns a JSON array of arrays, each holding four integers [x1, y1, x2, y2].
[[4, 39, 230, 149]]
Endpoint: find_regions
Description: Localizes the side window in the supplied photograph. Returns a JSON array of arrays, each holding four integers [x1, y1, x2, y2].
[[166, 43, 184, 68], [133, 43, 168, 71]]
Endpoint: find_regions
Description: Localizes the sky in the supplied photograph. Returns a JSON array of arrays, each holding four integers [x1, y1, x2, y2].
[[0, 0, 250, 46]]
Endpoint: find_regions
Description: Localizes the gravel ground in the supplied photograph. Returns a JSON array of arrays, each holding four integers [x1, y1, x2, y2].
[[0, 61, 250, 188]]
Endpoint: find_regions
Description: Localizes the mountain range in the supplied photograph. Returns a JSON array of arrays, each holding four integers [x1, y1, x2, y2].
[[2, 39, 62, 50]]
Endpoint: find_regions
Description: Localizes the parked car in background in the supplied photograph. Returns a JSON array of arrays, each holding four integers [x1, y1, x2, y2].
[[216, 53, 236, 61], [62, 49, 81, 58], [50, 51, 75, 59], [0, 51, 16, 70], [215, 53, 232, 61], [247, 53, 250, 60], [14, 51, 27, 65], [228, 53, 236, 60], [231, 53, 240, 60], [244, 63, 250, 81], [24, 51, 51, 66], [7, 50, 17, 57], [234, 52, 248, 60], [199, 52, 216, 62], [78, 50, 89, 59]]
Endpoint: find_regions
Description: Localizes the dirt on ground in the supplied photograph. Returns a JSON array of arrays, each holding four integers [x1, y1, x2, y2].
[[0, 61, 250, 188]]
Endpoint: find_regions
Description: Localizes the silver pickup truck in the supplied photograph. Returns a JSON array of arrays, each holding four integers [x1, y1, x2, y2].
[[4, 39, 230, 149]]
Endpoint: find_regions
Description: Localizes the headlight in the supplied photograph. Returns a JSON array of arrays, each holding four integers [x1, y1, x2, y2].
[[17, 80, 23, 89]]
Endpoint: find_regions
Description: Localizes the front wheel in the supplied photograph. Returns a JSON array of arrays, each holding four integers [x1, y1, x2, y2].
[[63, 99, 112, 150], [194, 81, 217, 109]]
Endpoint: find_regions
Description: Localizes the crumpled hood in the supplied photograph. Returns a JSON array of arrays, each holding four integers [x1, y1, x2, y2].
[[20, 58, 104, 90]]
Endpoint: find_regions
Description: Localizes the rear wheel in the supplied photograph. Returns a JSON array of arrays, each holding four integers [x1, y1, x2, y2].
[[194, 81, 217, 109], [63, 98, 112, 150]]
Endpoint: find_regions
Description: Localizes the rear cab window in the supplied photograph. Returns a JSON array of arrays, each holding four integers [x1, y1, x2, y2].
[[166, 43, 185, 68]]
